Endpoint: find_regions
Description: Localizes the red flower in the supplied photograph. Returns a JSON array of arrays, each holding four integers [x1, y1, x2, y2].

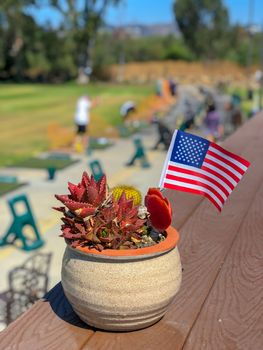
[[145, 188, 172, 231]]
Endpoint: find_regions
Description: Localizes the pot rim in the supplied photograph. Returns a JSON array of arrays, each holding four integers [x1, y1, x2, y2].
[[72, 226, 179, 257]]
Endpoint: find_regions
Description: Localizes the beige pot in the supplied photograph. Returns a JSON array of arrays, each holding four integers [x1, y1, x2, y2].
[[61, 226, 182, 331]]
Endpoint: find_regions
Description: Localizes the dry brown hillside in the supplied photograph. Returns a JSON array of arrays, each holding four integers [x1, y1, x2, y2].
[[109, 60, 257, 85]]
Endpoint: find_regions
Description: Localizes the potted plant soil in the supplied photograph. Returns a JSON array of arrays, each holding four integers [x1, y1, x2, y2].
[[54, 172, 182, 331]]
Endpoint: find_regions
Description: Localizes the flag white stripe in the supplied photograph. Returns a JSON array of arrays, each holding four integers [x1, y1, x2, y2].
[[205, 153, 243, 179], [202, 161, 238, 186], [163, 178, 223, 208], [169, 160, 237, 187], [166, 169, 229, 200], [209, 144, 248, 172], [168, 162, 232, 194]]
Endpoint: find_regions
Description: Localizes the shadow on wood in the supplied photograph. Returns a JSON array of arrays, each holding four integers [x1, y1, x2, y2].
[[43, 283, 90, 329], [0, 252, 52, 326]]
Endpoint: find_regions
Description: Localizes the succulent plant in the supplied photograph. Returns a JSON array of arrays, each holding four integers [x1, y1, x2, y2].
[[54, 172, 147, 251], [55, 172, 108, 218], [54, 173, 172, 251]]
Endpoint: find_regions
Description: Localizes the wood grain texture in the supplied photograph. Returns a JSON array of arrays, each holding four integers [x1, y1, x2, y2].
[[0, 283, 94, 350], [183, 176, 263, 350], [81, 114, 263, 349]]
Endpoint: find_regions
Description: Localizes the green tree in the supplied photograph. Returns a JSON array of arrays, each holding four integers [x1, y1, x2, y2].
[[51, 0, 122, 80], [173, 0, 230, 59]]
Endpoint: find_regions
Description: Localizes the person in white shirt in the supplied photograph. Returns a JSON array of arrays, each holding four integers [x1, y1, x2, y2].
[[74, 95, 95, 152], [75, 95, 92, 134]]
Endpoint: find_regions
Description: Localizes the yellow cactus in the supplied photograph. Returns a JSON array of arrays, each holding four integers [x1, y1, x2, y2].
[[112, 185, 142, 206]]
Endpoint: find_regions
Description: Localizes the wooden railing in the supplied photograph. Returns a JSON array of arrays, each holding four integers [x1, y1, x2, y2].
[[0, 115, 262, 350]]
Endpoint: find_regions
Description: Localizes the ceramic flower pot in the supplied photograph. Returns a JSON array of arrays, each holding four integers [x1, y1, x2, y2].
[[61, 226, 182, 332]]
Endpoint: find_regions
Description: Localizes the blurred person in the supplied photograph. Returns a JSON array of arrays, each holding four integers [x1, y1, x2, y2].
[[151, 115, 172, 150], [120, 101, 136, 121], [156, 78, 163, 97], [247, 88, 253, 101], [203, 102, 223, 142], [74, 95, 96, 152], [231, 108, 242, 129], [231, 93, 241, 109], [168, 78, 177, 97], [179, 100, 196, 131], [163, 79, 170, 99]]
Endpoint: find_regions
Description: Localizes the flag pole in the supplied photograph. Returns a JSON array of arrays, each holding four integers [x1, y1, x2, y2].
[[159, 130, 178, 190]]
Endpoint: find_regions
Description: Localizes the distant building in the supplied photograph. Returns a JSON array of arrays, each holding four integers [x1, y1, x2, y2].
[[100, 23, 180, 38]]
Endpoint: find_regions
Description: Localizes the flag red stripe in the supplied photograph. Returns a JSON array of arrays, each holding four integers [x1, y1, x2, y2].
[[201, 165, 235, 190], [211, 142, 250, 167], [165, 174, 225, 205], [207, 149, 245, 175], [163, 182, 221, 211], [203, 158, 240, 183], [168, 164, 230, 197]]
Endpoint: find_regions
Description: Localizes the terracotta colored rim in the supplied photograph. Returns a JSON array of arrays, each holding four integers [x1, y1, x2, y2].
[[75, 226, 179, 257]]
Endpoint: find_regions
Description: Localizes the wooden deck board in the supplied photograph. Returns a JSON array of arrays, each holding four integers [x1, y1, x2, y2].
[[0, 283, 94, 350], [1, 115, 262, 350], [183, 171, 263, 350]]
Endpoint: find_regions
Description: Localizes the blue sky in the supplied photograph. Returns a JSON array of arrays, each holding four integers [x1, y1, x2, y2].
[[106, 0, 263, 26], [30, 0, 263, 27]]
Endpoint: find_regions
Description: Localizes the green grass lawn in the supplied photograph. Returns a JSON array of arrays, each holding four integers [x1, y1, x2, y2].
[[12, 157, 79, 170], [0, 182, 26, 196], [0, 82, 153, 167]]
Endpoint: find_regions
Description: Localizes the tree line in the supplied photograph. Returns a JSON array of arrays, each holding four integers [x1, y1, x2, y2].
[[0, 0, 261, 82]]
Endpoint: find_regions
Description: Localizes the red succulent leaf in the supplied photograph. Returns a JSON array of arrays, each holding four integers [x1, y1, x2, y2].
[[76, 186, 86, 202], [64, 200, 95, 211], [145, 194, 172, 231], [68, 182, 77, 197], [95, 244, 104, 251], [117, 192, 126, 205], [75, 223, 87, 235], [100, 206, 116, 222], [52, 206, 66, 213], [98, 175, 107, 198], [123, 207, 138, 220], [86, 185, 99, 205], [89, 175, 97, 190], [71, 241, 81, 248], [61, 217, 76, 226], [116, 194, 134, 221], [75, 207, 96, 218], [55, 194, 70, 204], [81, 172, 91, 188]]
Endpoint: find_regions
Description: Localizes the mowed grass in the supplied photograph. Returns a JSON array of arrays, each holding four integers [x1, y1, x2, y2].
[[0, 83, 153, 167]]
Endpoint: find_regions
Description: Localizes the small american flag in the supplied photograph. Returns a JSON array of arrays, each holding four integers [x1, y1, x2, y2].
[[159, 130, 250, 211]]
